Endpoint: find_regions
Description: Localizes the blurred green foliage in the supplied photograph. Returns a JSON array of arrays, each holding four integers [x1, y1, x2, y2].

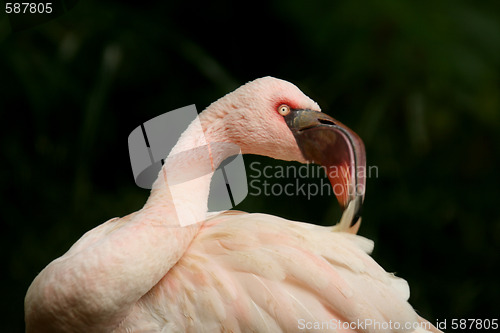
[[1, 0, 499, 331]]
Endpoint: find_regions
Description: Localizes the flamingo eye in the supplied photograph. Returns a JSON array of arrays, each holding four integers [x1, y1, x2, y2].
[[278, 104, 291, 116]]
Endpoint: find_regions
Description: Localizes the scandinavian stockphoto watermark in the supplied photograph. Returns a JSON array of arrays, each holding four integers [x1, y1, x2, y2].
[[297, 318, 500, 331], [248, 161, 377, 200], [128, 105, 375, 226], [128, 105, 248, 226], [297, 318, 434, 331]]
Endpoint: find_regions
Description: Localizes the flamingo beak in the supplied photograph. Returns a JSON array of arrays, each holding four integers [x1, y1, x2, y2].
[[285, 109, 366, 218]]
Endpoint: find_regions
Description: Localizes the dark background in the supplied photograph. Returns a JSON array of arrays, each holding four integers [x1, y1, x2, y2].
[[1, 0, 499, 331]]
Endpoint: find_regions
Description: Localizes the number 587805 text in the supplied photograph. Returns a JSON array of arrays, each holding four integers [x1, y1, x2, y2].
[[5, 3, 52, 14]]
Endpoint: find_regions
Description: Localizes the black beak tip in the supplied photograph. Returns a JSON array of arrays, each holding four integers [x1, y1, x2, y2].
[[350, 195, 363, 227]]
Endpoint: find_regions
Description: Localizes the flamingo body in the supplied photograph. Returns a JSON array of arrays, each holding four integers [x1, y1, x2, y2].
[[119, 211, 427, 332]]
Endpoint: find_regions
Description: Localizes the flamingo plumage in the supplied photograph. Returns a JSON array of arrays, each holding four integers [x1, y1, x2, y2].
[[25, 77, 440, 332]]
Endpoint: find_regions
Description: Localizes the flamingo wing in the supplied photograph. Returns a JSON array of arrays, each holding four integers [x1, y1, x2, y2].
[[118, 211, 435, 333]]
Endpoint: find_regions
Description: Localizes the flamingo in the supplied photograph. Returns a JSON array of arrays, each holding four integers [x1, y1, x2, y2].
[[25, 77, 440, 333]]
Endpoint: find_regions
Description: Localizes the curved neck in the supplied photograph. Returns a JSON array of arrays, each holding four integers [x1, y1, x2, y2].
[[143, 109, 238, 227]]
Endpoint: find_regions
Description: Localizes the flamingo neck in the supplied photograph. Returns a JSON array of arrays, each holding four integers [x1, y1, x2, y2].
[[143, 108, 236, 227]]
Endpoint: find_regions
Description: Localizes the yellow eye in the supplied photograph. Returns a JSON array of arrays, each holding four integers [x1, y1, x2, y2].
[[278, 104, 291, 116]]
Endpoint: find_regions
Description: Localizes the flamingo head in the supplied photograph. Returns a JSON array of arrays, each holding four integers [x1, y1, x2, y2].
[[204, 77, 365, 216]]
